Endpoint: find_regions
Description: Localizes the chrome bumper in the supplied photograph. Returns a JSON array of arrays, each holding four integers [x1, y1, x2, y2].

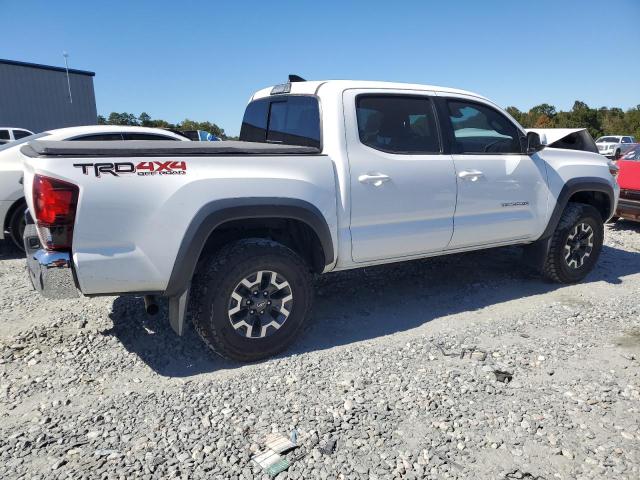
[[24, 223, 80, 299]]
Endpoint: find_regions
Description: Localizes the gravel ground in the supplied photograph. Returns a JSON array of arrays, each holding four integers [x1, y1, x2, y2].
[[1, 222, 639, 480]]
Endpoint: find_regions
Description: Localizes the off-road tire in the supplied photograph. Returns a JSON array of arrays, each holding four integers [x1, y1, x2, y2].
[[542, 202, 604, 283], [190, 239, 313, 362], [8, 202, 26, 252]]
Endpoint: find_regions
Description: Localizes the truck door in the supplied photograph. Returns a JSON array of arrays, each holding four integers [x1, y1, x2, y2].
[[438, 95, 548, 248], [344, 89, 457, 263]]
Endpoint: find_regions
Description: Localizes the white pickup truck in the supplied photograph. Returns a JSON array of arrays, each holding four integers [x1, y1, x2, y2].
[[20, 79, 619, 361]]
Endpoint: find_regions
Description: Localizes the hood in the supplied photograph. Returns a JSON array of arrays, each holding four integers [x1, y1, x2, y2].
[[526, 128, 599, 154], [526, 128, 586, 145]]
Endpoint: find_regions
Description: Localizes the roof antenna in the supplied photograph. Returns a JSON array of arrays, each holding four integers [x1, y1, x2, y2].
[[288, 74, 305, 82]]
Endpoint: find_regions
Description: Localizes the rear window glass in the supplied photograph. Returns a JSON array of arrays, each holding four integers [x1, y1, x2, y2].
[[240, 95, 320, 148], [71, 133, 124, 141], [122, 133, 179, 141]]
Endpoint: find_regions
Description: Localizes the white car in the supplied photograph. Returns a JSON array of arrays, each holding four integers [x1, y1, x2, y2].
[[0, 127, 34, 145], [595, 135, 636, 159], [20, 79, 618, 361], [1, 125, 188, 249]]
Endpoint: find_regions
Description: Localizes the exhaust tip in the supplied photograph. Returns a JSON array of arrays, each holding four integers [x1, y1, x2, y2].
[[143, 295, 159, 316]]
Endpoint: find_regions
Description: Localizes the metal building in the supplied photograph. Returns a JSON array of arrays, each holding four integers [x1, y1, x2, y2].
[[0, 58, 97, 133]]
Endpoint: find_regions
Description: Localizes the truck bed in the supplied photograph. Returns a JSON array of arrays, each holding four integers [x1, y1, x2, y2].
[[21, 140, 321, 157], [20, 139, 337, 295]]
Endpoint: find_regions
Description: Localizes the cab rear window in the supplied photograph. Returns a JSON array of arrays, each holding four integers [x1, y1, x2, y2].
[[240, 95, 320, 149]]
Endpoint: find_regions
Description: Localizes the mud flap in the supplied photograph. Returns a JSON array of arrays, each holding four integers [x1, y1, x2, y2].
[[522, 236, 552, 272], [168, 288, 190, 336]]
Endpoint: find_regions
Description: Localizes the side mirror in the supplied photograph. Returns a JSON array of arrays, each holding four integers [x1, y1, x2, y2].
[[526, 131, 547, 154]]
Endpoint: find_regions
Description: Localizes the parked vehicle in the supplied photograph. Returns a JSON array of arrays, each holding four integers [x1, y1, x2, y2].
[[1, 125, 188, 249], [595, 135, 636, 159], [613, 144, 640, 222], [620, 142, 639, 158], [0, 127, 34, 145], [20, 79, 619, 361], [180, 130, 221, 141]]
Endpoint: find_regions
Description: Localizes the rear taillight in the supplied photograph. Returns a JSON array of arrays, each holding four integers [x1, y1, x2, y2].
[[32, 175, 79, 251]]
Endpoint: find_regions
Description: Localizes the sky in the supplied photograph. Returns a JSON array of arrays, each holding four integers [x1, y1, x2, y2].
[[1, 0, 639, 136]]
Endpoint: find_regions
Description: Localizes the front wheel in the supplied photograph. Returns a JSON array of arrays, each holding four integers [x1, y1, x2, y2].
[[190, 239, 313, 362], [542, 203, 604, 283]]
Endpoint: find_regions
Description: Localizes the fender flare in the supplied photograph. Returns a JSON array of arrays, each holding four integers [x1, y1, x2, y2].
[[539, 177, 615, 240], [524, 177, 615, 272], [163, 197, 335, 299]]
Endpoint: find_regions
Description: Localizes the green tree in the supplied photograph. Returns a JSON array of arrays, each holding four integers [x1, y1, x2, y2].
[[178, 119, 226, 138], [138, 112, 152, 127], [107, 112, 140, 126], [506, 106, 526, 126]]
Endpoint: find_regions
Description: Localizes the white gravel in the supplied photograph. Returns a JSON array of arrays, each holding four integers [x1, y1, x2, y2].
[[1, 222, 639, 479]]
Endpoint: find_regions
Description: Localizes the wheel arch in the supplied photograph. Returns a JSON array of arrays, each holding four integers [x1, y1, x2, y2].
[[540, 177, 615, 240], [163, 198, 335, 299], [3, 196, 26, 235]]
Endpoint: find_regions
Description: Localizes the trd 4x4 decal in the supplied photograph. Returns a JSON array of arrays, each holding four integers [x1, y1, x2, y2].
[[73, 161, 187, 177]]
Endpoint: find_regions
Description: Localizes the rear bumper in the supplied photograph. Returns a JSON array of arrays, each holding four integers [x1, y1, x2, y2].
[[23, 222, 80, 299], [616, 197, 640, 221]]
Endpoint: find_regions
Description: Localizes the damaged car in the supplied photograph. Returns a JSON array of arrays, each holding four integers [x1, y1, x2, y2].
[[527, 128, 599, 154]]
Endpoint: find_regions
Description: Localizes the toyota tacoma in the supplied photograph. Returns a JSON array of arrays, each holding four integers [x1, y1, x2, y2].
[[19, 78, 619, 361]]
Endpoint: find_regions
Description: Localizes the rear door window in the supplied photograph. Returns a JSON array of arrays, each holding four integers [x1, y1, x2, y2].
[[0, 130, 9, 141], [13, 130, 32, 139], [355, 95, 440, 154], [240, 95, 320, 148]]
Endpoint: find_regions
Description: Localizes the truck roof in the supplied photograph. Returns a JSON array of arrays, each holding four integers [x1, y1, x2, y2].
[[42, 125, 189, 140], [251, 80, 489, 102]]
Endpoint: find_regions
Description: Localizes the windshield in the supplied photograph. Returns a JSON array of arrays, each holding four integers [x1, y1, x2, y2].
[[0, 132, 50, 152], [596, 136, 620, 143]]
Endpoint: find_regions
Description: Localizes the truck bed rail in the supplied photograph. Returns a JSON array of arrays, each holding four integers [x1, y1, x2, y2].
[[21, 140, 321, 158]]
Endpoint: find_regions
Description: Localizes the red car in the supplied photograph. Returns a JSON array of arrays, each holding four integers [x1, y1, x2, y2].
[[615, 144, 640, 221]]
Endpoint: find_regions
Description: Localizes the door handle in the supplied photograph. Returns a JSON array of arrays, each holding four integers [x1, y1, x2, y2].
[[458, 170, 485, 181], [358, 173, 391, 187]]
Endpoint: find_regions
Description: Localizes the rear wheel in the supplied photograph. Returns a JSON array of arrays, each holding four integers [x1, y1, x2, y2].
[[8, 202, 26, 251], [190, 239, 313, 362], [542, 203, 604, 283]]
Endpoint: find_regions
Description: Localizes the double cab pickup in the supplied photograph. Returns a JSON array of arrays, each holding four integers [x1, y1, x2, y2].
[[20, 78, 619, 361]]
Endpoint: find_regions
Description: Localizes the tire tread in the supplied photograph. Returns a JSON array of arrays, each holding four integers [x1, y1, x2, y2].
[[542, 202, 603, 283], [189, 238, 312, 361]]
